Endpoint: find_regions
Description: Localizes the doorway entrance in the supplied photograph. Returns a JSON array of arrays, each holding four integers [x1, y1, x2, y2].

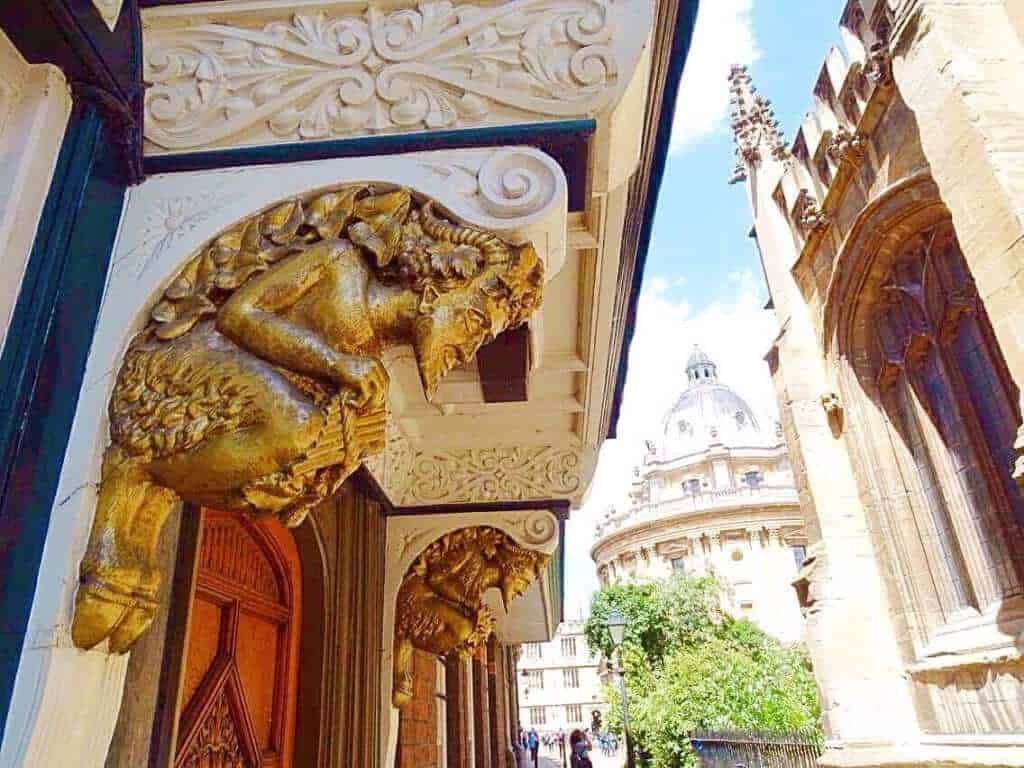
[[173, 510, 302, 768]]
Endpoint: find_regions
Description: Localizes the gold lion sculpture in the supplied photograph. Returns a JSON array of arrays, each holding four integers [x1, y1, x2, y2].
[[393, 527, 549, 707], [73, 187, 543, 653]]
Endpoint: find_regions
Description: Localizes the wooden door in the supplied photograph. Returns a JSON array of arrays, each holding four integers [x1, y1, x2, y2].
[[174, 510, 301, 768]]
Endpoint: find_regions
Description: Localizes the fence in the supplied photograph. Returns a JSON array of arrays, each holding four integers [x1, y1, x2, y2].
[[688, 729, 822, 768]]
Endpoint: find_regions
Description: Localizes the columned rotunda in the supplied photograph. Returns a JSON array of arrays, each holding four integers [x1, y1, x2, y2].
[[592, 347, 805, 643]]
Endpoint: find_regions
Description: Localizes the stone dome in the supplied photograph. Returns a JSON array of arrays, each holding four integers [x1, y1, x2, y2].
[[660, 346, 769, 458]]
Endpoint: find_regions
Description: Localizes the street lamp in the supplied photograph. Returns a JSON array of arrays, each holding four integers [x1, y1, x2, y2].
[[605, 610, 636, 768]]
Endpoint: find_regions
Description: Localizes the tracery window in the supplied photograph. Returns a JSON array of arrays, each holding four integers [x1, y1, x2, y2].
[[868, 221, 1024, 629]]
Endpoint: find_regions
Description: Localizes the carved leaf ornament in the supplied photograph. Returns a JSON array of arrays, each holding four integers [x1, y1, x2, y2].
[[144, 0, 621, 148]]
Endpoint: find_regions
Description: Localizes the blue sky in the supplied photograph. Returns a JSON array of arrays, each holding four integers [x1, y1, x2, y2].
[[562, 1, 846, 618]]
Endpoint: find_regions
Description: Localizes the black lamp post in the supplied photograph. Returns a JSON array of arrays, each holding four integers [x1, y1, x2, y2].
[[605, 610, 636, 768]]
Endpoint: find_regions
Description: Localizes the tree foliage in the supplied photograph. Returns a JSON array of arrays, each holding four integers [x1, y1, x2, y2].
[[585, 574, 820, 768]]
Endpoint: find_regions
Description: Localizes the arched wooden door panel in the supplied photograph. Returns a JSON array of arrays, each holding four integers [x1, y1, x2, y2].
[[174, 510, 301, 768]]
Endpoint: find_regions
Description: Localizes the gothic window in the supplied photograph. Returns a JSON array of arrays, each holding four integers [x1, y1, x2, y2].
[[868, 221, 1024, 627], [562, 668, 580, 688], [561, 637, 577, 658], [790, 545, 807, 569]]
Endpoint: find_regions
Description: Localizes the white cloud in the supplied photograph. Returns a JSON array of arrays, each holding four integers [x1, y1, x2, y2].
[[669, 0, 758, 153], [563, 271, 780, 618]]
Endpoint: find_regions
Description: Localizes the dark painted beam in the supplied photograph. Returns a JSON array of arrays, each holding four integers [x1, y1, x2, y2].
[[0, 102, 127, 738], [0, 1, 144, 184], [477, 326, 530, 403]]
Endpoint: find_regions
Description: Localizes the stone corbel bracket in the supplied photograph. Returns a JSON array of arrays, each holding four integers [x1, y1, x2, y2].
[[380, 508, 560, 766], [2, 145, 565, 768], [141, 0, 654, 163]]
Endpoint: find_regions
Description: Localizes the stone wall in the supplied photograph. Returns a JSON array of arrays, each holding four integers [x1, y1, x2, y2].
[[735, 1, 1024, 765]]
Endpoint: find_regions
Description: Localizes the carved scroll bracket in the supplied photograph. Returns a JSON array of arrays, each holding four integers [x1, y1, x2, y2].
[[380, 510, 558, 762], [141, 0, 653, 153]]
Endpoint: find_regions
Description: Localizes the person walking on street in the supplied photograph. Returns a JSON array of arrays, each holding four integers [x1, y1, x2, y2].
[[527, 728, 540, 767]]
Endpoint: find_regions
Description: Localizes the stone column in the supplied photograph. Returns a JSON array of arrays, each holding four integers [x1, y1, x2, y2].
[[892, 1, 1024, 487], [486, 638, 506, 768], [472, 655, 491, 768], [445, 657, 471, 768]]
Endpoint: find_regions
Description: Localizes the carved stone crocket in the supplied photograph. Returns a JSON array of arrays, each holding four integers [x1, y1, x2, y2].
[[73, 187, 543, 652]]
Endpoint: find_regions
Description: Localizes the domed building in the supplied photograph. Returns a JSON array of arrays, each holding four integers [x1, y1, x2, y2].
[[591, 347, 806, 643]]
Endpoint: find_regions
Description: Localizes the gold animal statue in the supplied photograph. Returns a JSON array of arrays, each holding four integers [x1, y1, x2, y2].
[[72, 186, 543, 653], [393, 527, 549, 707]]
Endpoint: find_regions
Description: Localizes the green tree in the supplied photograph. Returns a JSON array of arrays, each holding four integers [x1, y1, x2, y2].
[[585, 574, 820, 768]]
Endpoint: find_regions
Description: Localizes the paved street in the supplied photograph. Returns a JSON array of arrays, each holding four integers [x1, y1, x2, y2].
[[520, 749, 624, 768]]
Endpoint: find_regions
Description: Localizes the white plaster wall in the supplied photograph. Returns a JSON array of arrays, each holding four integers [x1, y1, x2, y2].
[[0, 33, 71, 355]]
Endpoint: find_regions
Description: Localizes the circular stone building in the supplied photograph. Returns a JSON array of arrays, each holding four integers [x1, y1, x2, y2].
[[591, 347, 806, 643]]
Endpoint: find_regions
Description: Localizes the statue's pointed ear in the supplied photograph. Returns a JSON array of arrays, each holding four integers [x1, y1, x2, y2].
[[350, 189, 411, 266], [418, 284, 440, 314]]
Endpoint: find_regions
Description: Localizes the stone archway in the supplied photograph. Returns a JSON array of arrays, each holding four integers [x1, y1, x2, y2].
[[2, 148, 568, 768]]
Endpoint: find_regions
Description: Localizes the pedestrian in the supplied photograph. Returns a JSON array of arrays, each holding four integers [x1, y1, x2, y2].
[[527, 727, 540, 766], [569, 728, 593, 768]]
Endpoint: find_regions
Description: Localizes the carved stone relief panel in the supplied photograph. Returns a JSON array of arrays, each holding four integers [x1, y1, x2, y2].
[[142, 0, 653, 153]]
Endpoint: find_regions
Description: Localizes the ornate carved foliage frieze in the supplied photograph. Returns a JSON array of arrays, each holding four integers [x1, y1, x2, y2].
[[72, 186, 544, 654], [392, 526, 549, 707], [397, 445, 584, 504], [143, 0, 648, 151]]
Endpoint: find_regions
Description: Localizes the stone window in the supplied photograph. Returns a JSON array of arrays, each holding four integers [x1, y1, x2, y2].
[[790, 545, 807, 568], [561, 637, 577, 658], [526, 670, 544, 690], [529, 707, 546, 726], [563, 668, 580, 688], [524, 643, 542, 660], [743, 470, 761, 489], [565, 704, 583, 723], [670, 556, 686, 573], [685, 478, 701, 495], [860, 220, 1024, 637]]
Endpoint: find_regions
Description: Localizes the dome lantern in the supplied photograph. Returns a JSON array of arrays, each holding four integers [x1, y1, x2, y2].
[[685, 345, 718, 385]]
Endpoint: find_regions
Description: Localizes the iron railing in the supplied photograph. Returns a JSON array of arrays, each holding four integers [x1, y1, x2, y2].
[[688, 729, 822, 768]]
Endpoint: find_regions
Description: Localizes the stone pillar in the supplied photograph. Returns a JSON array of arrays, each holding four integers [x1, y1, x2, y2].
[[472, 655, 491, 768], [892, 1, 1024, 487], [486, 639, 505, 768], [445, 657, 471, 768]]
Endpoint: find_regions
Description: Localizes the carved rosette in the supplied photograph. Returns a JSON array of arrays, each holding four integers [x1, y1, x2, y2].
[[392, 526, 549, 706], [143, 0, 644, 150]]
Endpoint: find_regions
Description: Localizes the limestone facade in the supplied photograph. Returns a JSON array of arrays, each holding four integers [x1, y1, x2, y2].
[[733, 2, 1024, 766], [516, 621, 608, 735], [591, 347, 806, 643]]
